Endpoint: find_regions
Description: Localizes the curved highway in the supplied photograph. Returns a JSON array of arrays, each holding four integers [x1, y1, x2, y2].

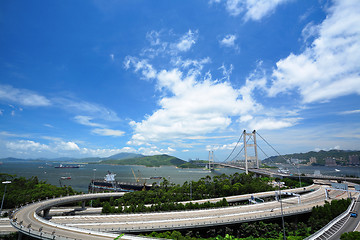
[[10, 184, 349, 239]]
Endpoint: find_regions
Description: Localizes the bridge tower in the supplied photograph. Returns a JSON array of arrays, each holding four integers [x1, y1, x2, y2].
[[243, 130, 259, 174], [208, 151, 214, 171]]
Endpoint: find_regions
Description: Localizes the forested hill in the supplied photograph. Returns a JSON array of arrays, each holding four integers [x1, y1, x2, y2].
[[263, 149, 360, 165], [98, 154, 186, 167]]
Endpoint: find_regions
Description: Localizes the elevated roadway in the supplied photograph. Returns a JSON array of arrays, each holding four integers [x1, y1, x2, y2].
[[49, 186, 348, 234], [216, 163, 360, 183], [9, 183, 352, 239], [327, 196, 360, 239]]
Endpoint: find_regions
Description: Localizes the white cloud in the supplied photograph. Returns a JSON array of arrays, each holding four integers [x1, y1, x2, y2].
[[141, 29, 199, 58], [0, 84, 51, 107], [333, 145, 341, 150], [110, 54, 115, 61], [74, 115, 106, 128], [6, 140, 49, 152], [137, 145, 175, 155], [219, 64, 234, 81], [301, 22, 320, 44], [206, 141, 240, 151], [74, 116, 124, 137], [56, 141, 80, 151], [92, 128, 125, 137], [247, 117, 298, 130], [172, 57, 211, 73], [268, 0, 360, 103], [174, 30, 198, 52], [125, 30, 302, 150], [129, 67, 264, 145], [4, 137, 137, 158], [146, 30, 162, 46], [340, 109, 360, 115], [243, 0, 290, 21], [53, 97, 120, 121], [124, 57, 157, 80], [220, 34, 237, 48], [211, 0, 291, 21], [0, 131, 30, 138]]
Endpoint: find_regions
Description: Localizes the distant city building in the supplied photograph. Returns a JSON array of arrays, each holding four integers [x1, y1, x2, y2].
[[309, 157, 317, 164], [290, 158, 299, 164], [348, 155, 359, 165], [325, 157, 337, 166]]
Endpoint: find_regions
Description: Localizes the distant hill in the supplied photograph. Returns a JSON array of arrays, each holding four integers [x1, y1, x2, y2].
[[263, 149, 360, 165], [0, 157, 26, 162], [0, 152, 144, 163], [99, 154, 186, 167], [105, 152, 144, 160]]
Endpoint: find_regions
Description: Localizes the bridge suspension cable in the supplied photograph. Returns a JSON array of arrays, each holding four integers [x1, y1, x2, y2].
[[228, 144, 245, 163], [228, 134, 254, 163], [222, 131, 244, 163], [256, 132, 288, 163], [256, 131, 302, 186]]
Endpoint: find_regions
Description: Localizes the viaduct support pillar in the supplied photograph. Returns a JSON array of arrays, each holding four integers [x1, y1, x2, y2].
[[43, 208, 50, 218]]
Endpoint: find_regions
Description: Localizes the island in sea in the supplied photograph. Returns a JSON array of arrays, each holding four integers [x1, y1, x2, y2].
[[90, 154, 207, 168]]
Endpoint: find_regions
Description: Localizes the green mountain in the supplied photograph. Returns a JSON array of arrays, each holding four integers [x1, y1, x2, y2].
[[105, 152, 143, 160], [263, 149, 360, 165], [99, 154, 186, 167]]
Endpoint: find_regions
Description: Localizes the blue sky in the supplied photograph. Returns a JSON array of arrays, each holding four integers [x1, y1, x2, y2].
[[0, 0, 359, 160]]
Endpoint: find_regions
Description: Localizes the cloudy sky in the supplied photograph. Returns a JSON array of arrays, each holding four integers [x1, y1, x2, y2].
[[1, 0, 359, 160]]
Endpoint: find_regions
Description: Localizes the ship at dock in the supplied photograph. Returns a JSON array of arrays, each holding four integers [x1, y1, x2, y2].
[[55, 164, 79, 168], [88, 171, 152, 193]]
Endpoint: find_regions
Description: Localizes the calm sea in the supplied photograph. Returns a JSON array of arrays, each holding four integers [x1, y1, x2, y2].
[[1, 161, 359, 192], [0, 161, 241, 192]]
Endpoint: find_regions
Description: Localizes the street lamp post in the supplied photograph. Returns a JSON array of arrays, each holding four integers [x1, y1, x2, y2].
[[278, 181, 286, 240], [1, 181, 12, 215]]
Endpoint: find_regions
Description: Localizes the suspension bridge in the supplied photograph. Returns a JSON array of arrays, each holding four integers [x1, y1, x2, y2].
[[207, 130, 360, 183]]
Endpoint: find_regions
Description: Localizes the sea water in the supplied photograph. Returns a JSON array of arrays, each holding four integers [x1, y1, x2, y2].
[[0, 161, 241, 192], [1, 161, 359, 192]]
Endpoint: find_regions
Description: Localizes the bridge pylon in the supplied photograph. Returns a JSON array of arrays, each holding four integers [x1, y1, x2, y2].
[[243, 130, 259, 174], [208, 151, 214, 171]]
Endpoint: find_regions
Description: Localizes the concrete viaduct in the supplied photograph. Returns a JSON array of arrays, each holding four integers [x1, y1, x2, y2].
[[9, 183, 356, 240]]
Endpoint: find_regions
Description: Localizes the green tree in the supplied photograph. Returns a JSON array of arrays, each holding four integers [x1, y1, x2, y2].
[[340, 231, 360, 240]]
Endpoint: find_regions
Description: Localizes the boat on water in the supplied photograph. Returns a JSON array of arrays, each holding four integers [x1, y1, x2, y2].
[[60, 176, 71, 180], [55, 164, 79, 168], [89, 171, 152, 193], [150, 176, 162, 179]]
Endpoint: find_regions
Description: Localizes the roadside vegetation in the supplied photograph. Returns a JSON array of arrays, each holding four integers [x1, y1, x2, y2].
[[0, 173, 76, 211], [0, 171, 352, 240], [141, 198, 351, 240], [100, 172, 313, 214]]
